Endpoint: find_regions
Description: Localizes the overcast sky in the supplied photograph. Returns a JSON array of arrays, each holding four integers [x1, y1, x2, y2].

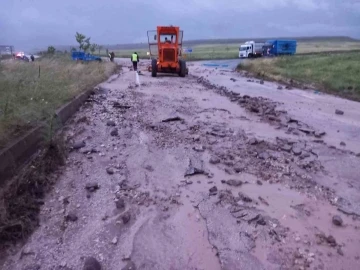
[[1, 0, 359, 51]]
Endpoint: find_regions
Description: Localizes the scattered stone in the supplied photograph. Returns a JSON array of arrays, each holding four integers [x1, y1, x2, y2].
[[111, 237, 118, 245], [185, 158, 205, 177], [337, 247, 344, 256], [162, 115, 183, 122], [63, 197, 70, 205], [356, 153, 360, 157], [106, 120, 116, 126], [221, 180, 226, 184], [258, 152, 270, 160], [110, 128, 119, 136], [298, 128, 314, 135], [224, 168, 233, 174], [224, 160, 234, 166], [285, 85, 292, 90], [106, 168, 114, 175], [250, 106, 260, 113], [292, 147, 302, 156], [21, 247, 34, 258], [256, 216, 266, 225], [209, 186, 218, 196], [85, 182, 100, 192], [209, 156, 220, 164], [226, 179, 243, 187], [77, 116, 88, 123], [314, 131, 326, 138], [295, 236, 301, 242], [83, 257, 101, 270], [122, 212, 131, 224], [326, 235, 337, 247], [145, 165, 154, 171], [258, 196, 270, 206], [193, 145, 205, 152], [335, 109, 344, 115], [281, 144, 292, 152], [230, 78, 236, 82], [115, 198, 125, 209], [234, 164, 246, 173], [66, 211, 78, 222], [186, 180, 193, 185], [277, 86, 283, 90], [340, 141, 346, 146], [72, 141, 86, 150], [300, 152, 310, 159], [192, 135, 200, 141], [332, 215, 343, 226], [259, 80, 264, 85], [238, 192, 252, 202], [256, 180, 263, 186]]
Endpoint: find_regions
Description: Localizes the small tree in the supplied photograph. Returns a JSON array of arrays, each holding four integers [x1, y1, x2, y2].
[[83, 37, 91, 53], [75, 32, 86, 51], [90, 43, 98, 54], [47, 46, 55, 54]]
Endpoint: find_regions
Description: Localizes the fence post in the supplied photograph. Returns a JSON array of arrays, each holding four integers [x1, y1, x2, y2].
[[38, 65, 40, 78]]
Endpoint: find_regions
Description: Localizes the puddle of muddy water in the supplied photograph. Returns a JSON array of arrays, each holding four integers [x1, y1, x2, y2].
[[171, 200, 222, 270]]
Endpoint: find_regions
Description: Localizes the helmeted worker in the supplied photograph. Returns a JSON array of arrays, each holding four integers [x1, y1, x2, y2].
[[131, 52, 139, 71]]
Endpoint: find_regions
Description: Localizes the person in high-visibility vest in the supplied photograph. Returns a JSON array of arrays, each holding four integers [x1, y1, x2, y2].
[[131, 52, 139, 71]]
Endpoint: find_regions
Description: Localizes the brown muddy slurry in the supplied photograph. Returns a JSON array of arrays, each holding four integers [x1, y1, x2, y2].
[[2, 59, 360, 270]]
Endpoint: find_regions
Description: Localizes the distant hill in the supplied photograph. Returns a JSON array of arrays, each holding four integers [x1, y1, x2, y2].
[[102, 36, 360, 50]]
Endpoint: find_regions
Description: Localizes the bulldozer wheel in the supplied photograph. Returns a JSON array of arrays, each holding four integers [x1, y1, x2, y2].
[[151, 59, 157, 77], [179, 60, 186, 77]]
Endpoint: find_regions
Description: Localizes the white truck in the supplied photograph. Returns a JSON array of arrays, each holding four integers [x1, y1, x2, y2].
[[239, 41, 265, 58]]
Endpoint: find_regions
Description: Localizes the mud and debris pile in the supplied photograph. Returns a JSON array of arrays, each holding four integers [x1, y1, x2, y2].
[[2, 64, 360, 270]]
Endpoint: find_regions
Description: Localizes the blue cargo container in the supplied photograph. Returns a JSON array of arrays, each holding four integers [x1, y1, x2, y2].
[[71, 51, 102, 62], [264, 40, 297, 56]]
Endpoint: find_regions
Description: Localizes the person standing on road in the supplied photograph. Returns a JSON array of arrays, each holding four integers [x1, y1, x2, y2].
[[30, 55, 35, 62], [109, 52, 115, 62], [131, 52, 139, 72]]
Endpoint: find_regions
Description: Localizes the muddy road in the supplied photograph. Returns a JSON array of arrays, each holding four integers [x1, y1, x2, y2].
[[2, 59, 360, 270]]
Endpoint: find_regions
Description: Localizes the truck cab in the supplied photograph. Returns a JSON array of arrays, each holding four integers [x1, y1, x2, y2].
[[239, 44, 252, 58], [239, 41, 264, 58]]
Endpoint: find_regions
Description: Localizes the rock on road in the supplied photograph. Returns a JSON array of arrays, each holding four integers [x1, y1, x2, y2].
[[2, 58, 360, 270]]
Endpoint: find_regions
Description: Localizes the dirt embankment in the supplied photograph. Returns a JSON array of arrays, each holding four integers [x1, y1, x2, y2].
[[2, 60, 360, 270]]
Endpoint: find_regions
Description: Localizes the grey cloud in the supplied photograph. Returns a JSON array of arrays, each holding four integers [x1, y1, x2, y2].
[[1, 0, 359, 52]]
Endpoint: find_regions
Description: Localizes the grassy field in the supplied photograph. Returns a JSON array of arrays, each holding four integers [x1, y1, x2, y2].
[[97, 41, 360, 61], [237, 52, 360, 100], [0, 56, 116, 148]]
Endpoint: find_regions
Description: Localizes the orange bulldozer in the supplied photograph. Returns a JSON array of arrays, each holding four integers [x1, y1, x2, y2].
[[147, 26, 188, 77]]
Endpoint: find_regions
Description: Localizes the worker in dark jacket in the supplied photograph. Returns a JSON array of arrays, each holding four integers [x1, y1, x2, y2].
[[109, 52, 115, 62], [131, 52, 139, 71]]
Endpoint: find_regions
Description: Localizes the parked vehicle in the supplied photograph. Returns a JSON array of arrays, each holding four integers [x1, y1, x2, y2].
[[71, 51, 102, 62], [263, 40, 297, 56], [239, 41, 265, 58]]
